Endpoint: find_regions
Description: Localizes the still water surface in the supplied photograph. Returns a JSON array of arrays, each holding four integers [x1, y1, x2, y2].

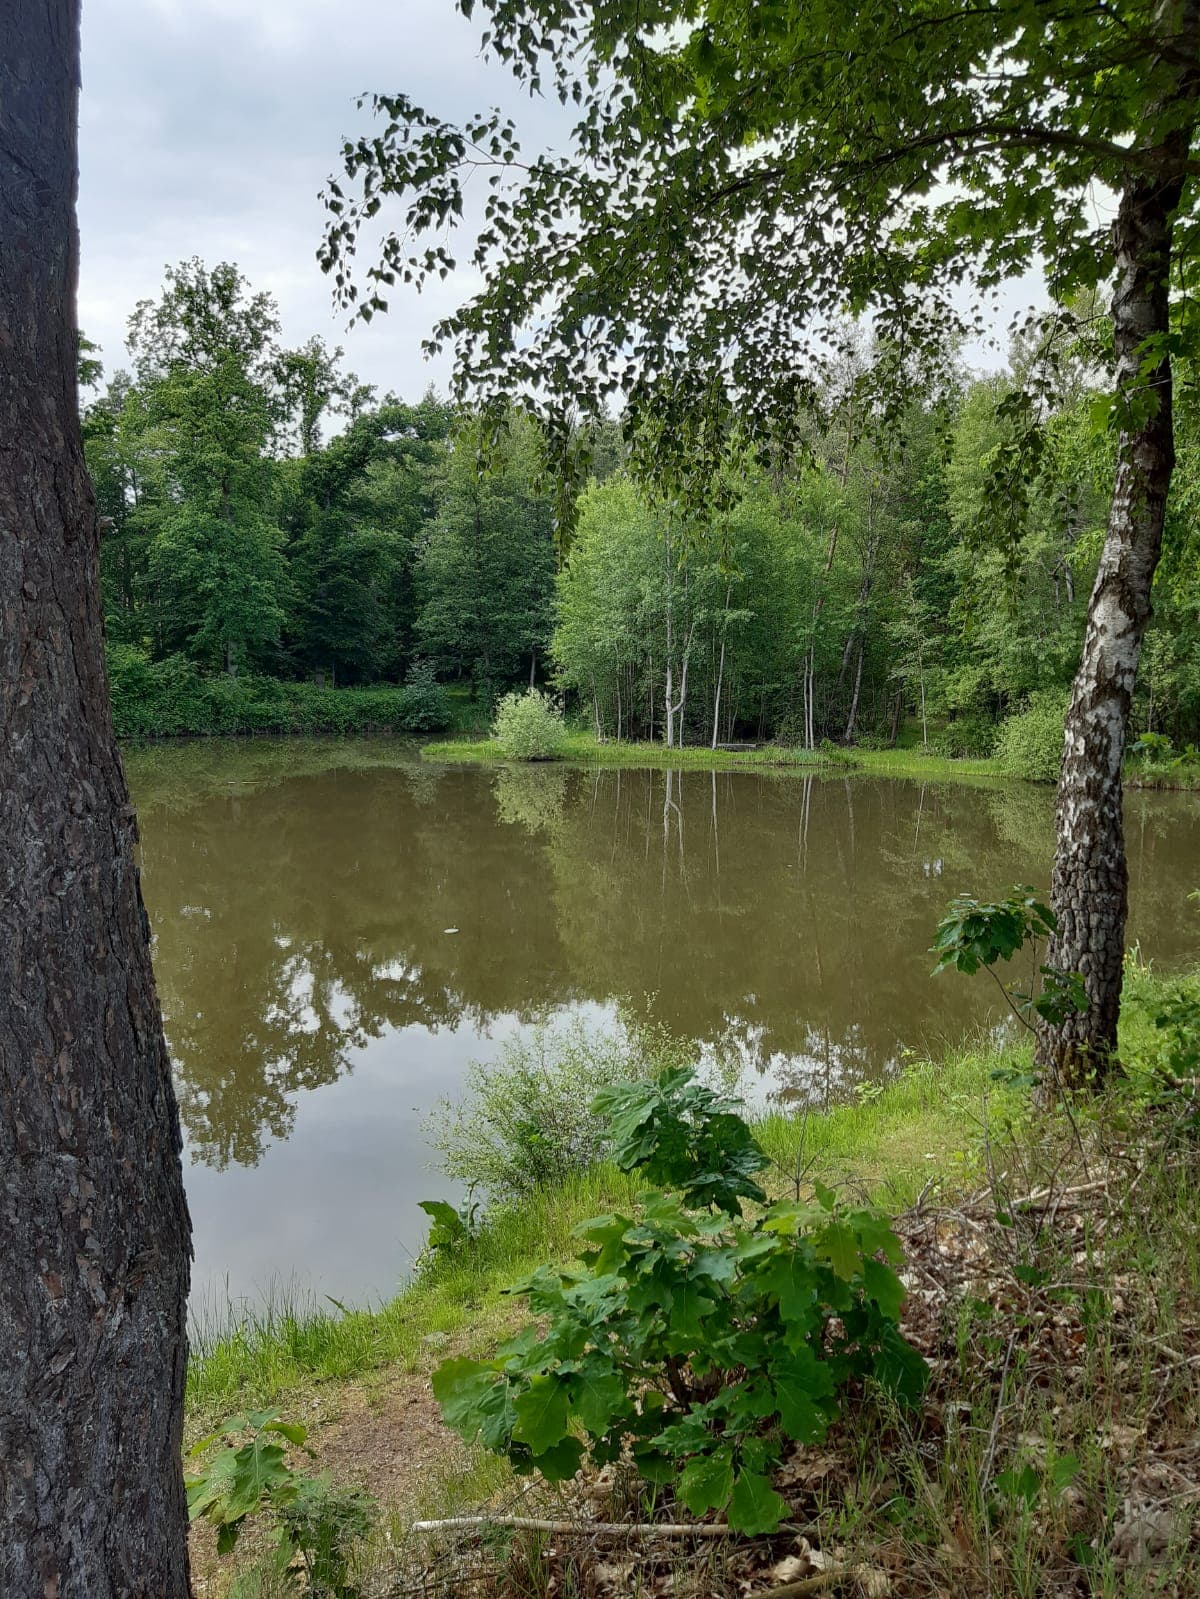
[[124, 740, 1200, 1313]]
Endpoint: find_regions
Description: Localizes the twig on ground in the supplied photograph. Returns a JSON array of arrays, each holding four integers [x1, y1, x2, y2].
[[409, 1513, 809, 1538], [748, 1574, 836, 1598], [1009, 1177, 1111, 1210]]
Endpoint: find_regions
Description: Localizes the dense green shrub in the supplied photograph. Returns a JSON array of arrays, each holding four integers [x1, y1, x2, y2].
[[491, 687, 567, 759], [994, 692, 1068, 783], [1127, 730, 1200, 784], [425, 1011, 695, 1201], [929, 715, 998, 759], [433, 1069, 925, 1534], [106, 646, 453, 739], [398, 660, 452, 732]]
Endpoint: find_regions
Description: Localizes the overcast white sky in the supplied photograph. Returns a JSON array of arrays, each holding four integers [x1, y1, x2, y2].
[[78, 0, 576, 398], [78, 0, 1043, 399]]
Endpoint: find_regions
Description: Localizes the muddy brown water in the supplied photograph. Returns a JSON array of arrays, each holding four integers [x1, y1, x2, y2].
[[124, 740, 1200, 1313]]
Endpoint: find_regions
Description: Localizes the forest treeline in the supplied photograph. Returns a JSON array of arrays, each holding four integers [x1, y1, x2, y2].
[[87, 260, 1200, 752]]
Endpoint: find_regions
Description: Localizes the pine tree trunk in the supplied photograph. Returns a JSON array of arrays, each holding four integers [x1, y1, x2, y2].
[[0, 8, 193, 1593], [1036, 167, 1189, 1087]]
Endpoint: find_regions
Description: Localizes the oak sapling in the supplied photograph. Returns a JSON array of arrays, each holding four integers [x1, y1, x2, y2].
[[186, 1409, 374, 1595], [432, 1068, 925, 1534]]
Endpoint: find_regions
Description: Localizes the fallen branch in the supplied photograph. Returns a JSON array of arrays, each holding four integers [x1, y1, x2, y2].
[[751, 1562, 889, 1598], [748, 1576, 835, 1599], [1007, 1178, 1111, 1210], [410, 1513, 805, 1539]]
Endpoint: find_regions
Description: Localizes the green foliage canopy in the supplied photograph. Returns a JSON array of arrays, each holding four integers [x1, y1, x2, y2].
[[321, 0, 1200, 481]]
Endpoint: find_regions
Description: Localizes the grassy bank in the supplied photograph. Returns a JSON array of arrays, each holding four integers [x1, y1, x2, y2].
[[1126, 756, 1200, 789], [188, 963, 1200, 1596], [845, 744, 1003, 781], [188, 962, 1192, 1422], [187, 1032, 1030, 1425], [423, 728, 1200, 790], [420, 731, 834, 770], [421, 730, 1008, 781]]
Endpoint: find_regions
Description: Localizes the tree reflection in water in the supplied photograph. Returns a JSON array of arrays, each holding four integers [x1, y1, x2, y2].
[[127, 742, 1200, 1174]]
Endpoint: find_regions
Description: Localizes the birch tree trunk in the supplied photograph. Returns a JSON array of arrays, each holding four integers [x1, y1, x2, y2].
[[712, 632, 727, 749], [1036, 152, 1193, 1085], [663, 529, 676, 747], [843, 637, 865, 743], [1, 5, 193, 1592], [711, 578, 731, 749]]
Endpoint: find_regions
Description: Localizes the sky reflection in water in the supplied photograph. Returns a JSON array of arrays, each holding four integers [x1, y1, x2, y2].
[[125, 741, 1200, 1311]]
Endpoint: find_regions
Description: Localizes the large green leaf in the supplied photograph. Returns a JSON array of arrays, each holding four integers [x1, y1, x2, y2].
[[569, 1356, 630, 1436], [760, 1248, 818, 1325], [670, 1278, 716, 1342], [862, 1257, 906, 1320], [677, 1446, 735, 1516], [771, 1346, 836, 1443], [815, 1221, 862, 1281], [530, 1436, 585, 1482], [431, 1357, 509, 1444], [728, 1468, 789, 1535], [512, 1374, 572, 1454], [874, 1323, 929, 1406], [221, 1439, 295, 1523]]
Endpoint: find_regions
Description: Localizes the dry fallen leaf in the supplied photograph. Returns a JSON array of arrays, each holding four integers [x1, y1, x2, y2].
[[1098, 1423, 1143, 1460], [586, 1559, 636, 1597], [850, 1565, 891, 1597], [1110, 1497, 1177, 1569], [762, 1553, 814, 1585]]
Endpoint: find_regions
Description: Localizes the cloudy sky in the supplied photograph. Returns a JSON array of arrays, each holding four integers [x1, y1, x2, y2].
[[78, 0, 1043, 399], [78, 0, 574, 398]]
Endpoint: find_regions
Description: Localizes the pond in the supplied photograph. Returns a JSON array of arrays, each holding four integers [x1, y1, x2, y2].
[[124, 740, 1200, 1316]]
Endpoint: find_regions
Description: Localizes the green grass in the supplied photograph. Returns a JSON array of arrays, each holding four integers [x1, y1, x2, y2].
[[754, 1040, 1026, 1205], [422, 729, 1200, 791], [843, 744, 1004, 782], [187, 959, 1196, 1425], [186, 1033, 1029, 1425], [423, 731, 839, 771], [420, 728, 1005, 780], [1126, 757, 1200, 790]]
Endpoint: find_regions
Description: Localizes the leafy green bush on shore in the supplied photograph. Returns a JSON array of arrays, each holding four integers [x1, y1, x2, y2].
[[432, 1068, 925, 1534], [491, 687, 567, 759], [928, 714, 999, 760], [106, 645, 451, 739], [186, 1408, 374, 1594], [994, 691, 1068, 783]]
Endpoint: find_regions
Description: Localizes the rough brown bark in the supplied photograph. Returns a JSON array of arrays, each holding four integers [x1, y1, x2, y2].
[[1036, 22, 1198, 1083], [0, 5, 193, 1593]]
